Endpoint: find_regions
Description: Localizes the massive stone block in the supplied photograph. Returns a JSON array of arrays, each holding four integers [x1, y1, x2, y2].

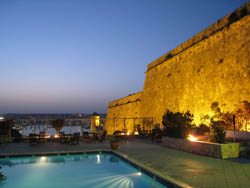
[[106, 2, 250, 134]]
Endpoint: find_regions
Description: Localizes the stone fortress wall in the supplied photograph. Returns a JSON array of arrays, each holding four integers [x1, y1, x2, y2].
[[105, 92, 142, 135], [105, 2, 250, 135]]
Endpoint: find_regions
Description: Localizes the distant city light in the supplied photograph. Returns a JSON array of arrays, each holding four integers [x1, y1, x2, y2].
[[0, 117, 4, 120]]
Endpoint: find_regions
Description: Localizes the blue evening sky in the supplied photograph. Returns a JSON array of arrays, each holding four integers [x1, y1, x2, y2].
[[0, 0, 248, 114]]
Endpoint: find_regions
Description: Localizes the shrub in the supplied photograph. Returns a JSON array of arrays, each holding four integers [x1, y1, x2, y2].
[[233, 101, 250, 131], [196, 124, 210, 135], [209, 120, 226, 143], [162, 110, 194, 138]]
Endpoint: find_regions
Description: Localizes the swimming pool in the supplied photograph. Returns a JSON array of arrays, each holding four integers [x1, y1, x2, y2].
[[0, 153, 168, 188]]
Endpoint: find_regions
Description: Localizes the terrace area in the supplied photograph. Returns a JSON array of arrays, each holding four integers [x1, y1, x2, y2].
[[1, 139, 250, 188]]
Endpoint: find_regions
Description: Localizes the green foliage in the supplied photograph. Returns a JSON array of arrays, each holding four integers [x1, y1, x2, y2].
[[162, 110, 194, 138], [209, 120, 226, 143], [196, 124, 210, 135], [51, 119, 65, 133]]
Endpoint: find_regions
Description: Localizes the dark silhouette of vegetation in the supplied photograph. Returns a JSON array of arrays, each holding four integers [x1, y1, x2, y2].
[[196, 124, 210, 135], [92, 112, 99, 116], [209, 101, 250, 131], [51, 119, 65, 134], [162, 110, 194, 138], [0, 119, 14, 137], [209, 120, 226, 143], [233, 101, 250, 131]]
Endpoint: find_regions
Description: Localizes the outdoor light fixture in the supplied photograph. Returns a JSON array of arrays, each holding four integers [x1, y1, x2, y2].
[[0, 117, 4, 121], [187, 134, 197, 141], [39, 156, 48, 163], [134, 131, 139, 135], [97, 154, 101, 164], [54, 134, 59, 138], [127, 132, 130, 136]]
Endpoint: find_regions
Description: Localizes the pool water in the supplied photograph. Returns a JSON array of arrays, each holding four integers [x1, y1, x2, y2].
[[0, 154, 167, 188]]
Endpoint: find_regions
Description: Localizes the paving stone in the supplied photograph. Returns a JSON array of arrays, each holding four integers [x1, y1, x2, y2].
[[1, 140, 250, 188]]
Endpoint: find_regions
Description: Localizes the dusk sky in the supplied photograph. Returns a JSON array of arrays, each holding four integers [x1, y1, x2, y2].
[[0, 0, 248, 114]]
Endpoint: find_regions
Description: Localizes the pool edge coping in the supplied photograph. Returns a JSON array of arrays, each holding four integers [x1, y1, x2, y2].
[[113, 151, 193, 188], [0, 150, 193, 188]]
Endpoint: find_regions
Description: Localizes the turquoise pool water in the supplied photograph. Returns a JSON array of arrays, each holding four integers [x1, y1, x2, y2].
[[0, 154, 168, 188]]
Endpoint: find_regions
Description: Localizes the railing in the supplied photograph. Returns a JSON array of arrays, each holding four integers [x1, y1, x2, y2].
[[12, 118, 106, 137]]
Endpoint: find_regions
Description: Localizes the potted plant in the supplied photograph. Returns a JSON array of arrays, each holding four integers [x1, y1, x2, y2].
[[109, 134, 121, 150]]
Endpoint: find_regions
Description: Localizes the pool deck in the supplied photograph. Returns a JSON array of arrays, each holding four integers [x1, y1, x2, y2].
[[1, 140, 250, 188]]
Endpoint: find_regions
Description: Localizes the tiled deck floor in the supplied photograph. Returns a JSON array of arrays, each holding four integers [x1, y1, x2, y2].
[[1, 140, 250, 188]]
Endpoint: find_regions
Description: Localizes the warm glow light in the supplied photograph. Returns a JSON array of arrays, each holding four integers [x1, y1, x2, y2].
[[134, 131, 139, 135], [39, 156, 48, 163], [54, 134, 59, 138], [127, 132, 130, 136], [187, 135, 198, 141], [97, 154, 101, 164], [95, 119, 99, 126], [0, 117, 4, 120], [121, 132, 125, 135]]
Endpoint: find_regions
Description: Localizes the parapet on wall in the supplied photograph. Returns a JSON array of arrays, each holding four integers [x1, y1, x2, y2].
[[106, 2, 250, 134]]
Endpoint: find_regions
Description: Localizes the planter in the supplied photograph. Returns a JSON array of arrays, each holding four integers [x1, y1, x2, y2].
[[109, 141, 120, 150], [162, 136, 240, 159]]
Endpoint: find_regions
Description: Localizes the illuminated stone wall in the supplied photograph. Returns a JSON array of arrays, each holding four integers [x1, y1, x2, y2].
[[105, 92, 142, 135], [106, 3, 250, 133]]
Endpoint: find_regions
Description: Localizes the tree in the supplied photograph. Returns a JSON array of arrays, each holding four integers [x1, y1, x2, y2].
[[92, 112, 99, 116], [162, 110, 193, 138], [233, 101, 250, 131], [51, 119, 65, 135]]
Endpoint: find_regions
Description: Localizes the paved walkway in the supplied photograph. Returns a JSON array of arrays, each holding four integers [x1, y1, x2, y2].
[[1, 140, 250, 188]]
